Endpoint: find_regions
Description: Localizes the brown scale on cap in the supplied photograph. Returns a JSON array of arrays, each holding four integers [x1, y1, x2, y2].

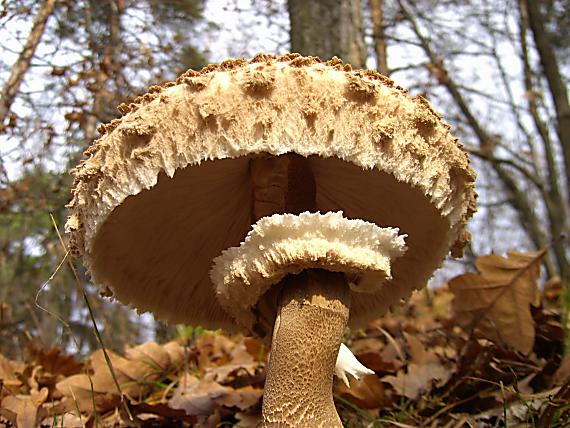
[[251, 53, 276, 63], [242, 70, 276, 95], [346, 74, 377, 102]]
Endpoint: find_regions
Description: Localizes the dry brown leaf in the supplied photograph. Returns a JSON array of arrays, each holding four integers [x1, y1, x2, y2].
[[30, 347, 83, 378], [449, 250, 544, 354], [163, 340, 186, 366], [215, 385, 263, 410], [235, 411, 262, 428], [125, 341, 172, 369], [196, 334, 238, 371], [57, 342, 178, 413], [243, 337, 266, 361], [407, 288, 453, 331], [40, 412, 84, 428], [124, 340, 185, 372], [351, 334, 404, 374], [204, 341, 261, 384], [405, 333, 439, 365], [382, 363, 451, 399], [1, 387, 48, 428], [169, 375, 225, 416], [170, 374, 263, 417], [543, 275, 562, 303], [0, 355, 24, 394], [354, 350, 400, 374], [552, 353, 570, 386], [336, 374, 387, 409]]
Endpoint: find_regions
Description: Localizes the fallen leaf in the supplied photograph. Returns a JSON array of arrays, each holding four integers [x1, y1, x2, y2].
[[553, 354, 570, 386], [169, 374, 263, 417], [405, 333, 439, 365], [163, 340, 186, 367], [0, 354, 24, 392], [542, 276, 561, 303], [196, 334, 237, 371], [383, 363, 451, 399], [57, 342, 179, 413], [169, 375, 226, 416], [449, 250, 544, 354], [243, 337, 266, 362], [30, 347, 83, 378], [1, 387, 48, 428], [40, 412, 84, 428], [336, 374, 387, 409], [204, 341, 262, 385], [216, 385, 263, 410], [353, 350, 399, 374], [130, 401, 195, 422], [125, 342, 172, 369], [235, 411, 261, 428]]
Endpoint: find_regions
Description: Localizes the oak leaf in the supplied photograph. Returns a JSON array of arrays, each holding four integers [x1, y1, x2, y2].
[[336, 374, 387, 409], [56, 341, 182, 413], [0, 354, 25, 392], [169, 376, 227, 416], [449, 250, 544, 354], [31, 347, 83, 378], [169, 375, 262, 416], [1, 387, 48, 428], [382, 363, 451, 399]]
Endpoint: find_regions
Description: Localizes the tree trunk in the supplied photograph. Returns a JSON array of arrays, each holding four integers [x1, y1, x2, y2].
[[524, 0, 570, 206], [0, 0, 57, 131], [523, 0, 570, 348], [369, 0, 389, 75], [288, 0, 366, 67]]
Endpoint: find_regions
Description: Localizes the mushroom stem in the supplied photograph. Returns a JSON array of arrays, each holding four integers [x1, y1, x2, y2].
[[261, 269, 350, 427]]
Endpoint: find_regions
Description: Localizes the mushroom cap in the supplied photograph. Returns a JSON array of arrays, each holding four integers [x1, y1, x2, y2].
[[66, 53, 476, 331]]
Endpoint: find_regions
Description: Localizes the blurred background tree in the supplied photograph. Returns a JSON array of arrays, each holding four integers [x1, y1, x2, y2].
[[1, 0, 568, 356], [0, 0, 209, 356]]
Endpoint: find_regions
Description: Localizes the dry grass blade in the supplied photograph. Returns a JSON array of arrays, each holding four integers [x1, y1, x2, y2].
[[48, 213, 139, 426]]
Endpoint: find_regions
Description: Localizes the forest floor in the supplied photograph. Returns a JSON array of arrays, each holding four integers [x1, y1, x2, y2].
[[1, 252, 569, 427]]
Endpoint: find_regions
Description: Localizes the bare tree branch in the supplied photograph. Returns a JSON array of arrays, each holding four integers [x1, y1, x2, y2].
[[398, 0, 556, 276], [0, 0, 57, 132]]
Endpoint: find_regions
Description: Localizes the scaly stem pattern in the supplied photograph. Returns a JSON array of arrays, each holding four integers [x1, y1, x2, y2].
[[262, 269, 350, 427]]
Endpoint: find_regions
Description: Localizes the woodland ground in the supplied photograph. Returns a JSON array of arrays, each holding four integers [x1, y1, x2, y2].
[[0, 250, 569, 428]]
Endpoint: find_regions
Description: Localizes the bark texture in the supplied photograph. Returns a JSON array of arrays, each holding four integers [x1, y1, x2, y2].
[[261, 270, 350, 427], [288, 0, 366, 67], [518, 0, 569, 293], [0, 0, 57, 130], [524, 0, 570, 205], [369, 0, 389, 75]]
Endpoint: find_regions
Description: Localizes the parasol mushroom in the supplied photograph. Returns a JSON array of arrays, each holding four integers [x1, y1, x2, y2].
[[66, 53, 476, 427]]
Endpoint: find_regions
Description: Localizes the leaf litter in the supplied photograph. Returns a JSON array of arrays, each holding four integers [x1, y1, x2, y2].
[[0, 250, 569, 427]]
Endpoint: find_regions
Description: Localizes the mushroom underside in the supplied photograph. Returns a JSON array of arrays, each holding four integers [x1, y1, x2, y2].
[[89, 154, 450, 329]]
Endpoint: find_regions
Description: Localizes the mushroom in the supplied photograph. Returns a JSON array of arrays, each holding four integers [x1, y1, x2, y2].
[[66, 53, 476, 427]]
